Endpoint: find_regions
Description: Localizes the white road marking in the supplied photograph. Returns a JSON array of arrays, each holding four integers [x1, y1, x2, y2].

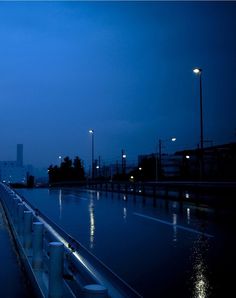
[[133, 212, 214, 238], [66, 194, 88, 201]]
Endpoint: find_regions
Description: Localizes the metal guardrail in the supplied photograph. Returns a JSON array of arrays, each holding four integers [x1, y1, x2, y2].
[[86, 180, 236, 207], [0, 183, 142, 298]]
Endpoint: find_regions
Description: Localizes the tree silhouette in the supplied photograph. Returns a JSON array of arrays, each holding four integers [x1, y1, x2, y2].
[[48, 156, 85, 184]]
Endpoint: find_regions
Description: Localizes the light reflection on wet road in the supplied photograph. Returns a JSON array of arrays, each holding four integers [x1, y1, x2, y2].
[[18, 188, 234, 298]]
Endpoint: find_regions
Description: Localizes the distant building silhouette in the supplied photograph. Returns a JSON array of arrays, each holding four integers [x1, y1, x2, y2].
[[175, 142, 236, 180], [0, 144, 27, 183], [137, 142, 236, 181]]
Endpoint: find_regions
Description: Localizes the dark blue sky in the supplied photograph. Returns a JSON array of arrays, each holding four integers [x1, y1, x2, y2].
[[0, 1, 235, 168]]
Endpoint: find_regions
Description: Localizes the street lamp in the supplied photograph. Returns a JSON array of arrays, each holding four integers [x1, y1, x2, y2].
[[58, 155, 62, 166], [121, 150, 126, 176], [156, 137, 176, 181], [193, 67, 204, 180], [89, 129, 94, 179]]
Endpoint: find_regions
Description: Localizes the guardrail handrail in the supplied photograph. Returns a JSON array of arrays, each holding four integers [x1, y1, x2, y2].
[[0, 182, 142, 298]]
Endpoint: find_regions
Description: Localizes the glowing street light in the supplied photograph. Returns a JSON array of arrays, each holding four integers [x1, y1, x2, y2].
[[193, 67, 204, 179], [121, 150, 126, 175], [89, 129, 94, 179], [156, 137, 176, 181], [193, 68, 201, 74]]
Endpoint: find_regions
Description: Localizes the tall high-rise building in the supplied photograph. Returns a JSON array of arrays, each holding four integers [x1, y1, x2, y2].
[[17, 144, 23, 166]]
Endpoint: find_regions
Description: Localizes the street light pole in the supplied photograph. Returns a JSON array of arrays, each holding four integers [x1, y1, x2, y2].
[[157, 137, 176, 181], [193, 68, 204, 180], [158, 139, 162, 180], [121, 149, 126, 176], [199, 71, 204, 153], [89, 129, 94, 180], [58, 156, 62, 167], [155, 142, 158, 182]]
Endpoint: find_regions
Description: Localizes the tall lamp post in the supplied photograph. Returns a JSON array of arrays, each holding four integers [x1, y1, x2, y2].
[[121, 149, 126, 176], [89, 129, 94, 179], [193, 67, 204, 180], [156, 137, 176, 181], [58, 155, 62, 167]]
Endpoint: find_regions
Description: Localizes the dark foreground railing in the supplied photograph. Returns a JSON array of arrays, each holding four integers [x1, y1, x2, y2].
[[0, 182, 142, 298]]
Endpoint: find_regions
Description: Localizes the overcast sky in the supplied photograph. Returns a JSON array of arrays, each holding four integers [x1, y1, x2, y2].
[[0, 1, 235, 169]]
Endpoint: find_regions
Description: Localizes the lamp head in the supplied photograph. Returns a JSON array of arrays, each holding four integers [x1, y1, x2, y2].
[[193, 68, 202, 74]]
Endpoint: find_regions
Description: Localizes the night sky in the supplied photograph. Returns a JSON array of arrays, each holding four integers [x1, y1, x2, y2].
[[0, 1, 235, 169]]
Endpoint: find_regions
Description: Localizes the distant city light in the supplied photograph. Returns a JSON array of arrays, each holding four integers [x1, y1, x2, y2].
[[171, 137, 177, 142], [139, 167, 142, 171], [130, 175, 134, 179], [122, 154, 126, 159], [96, 165, 99, 169], [186, 155, 190, 159], [89, 129, 94, 134]]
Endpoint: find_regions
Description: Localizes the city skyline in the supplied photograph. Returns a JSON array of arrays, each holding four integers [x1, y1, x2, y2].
[[0, 1, 235, 168]]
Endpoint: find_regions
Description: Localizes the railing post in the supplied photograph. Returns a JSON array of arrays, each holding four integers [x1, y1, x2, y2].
[[83, 284, 108, 298], [23, 211, 33, 249], [32, 222, 44, 270], [48, 242, 64, 298]]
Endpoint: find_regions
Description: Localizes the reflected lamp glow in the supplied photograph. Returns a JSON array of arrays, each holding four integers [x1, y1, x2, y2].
[[187, 208, 191, 224], [89, 199, 95, 249], [59, 189, 62, 219], [172, 213, 178, 243], [193, 258, 208, 298], [123, 207, 127, 220], [191, 235, 209, 298]]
